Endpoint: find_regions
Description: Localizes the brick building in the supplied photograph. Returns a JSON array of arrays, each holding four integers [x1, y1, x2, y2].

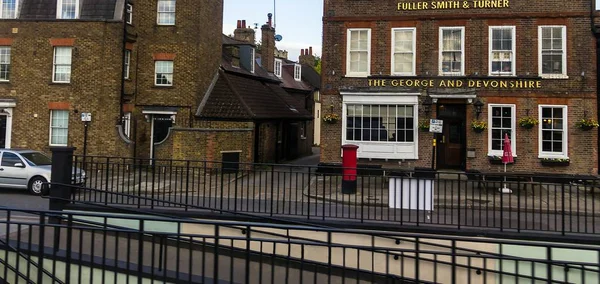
[[0, 0, 223, 159], [321, 0, 599, 175]]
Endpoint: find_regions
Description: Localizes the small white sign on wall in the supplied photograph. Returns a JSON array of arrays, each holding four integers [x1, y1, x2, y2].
[[81, 112, 92, 122], [429, 119, 443, 133]]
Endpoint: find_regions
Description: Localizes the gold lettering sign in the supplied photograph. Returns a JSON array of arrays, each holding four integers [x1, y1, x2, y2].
[[397, 0, 510, 11], [368, 79, 541, 89]]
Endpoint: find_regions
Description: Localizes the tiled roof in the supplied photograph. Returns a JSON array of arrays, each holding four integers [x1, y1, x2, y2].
[[301, 64, 321, 89], [279, 64, 312, 92], [197, 69, 312, 120], [20, 0, 118, 20]]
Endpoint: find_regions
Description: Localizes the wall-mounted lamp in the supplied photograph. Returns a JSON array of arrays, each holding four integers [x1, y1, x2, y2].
[[473, 99, 484, 119], [422, 96, 433, 116]]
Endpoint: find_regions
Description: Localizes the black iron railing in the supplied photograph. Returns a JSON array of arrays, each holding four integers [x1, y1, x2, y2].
[[68, 155, 600, 240], [1, 207, 599, 283]]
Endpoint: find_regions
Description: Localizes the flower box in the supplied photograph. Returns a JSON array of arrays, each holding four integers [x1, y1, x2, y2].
[[471, 120, 487, 133], [518, 117, 538, 129], [488, 156, 517, 165], [575, 118, 599, 131], [540, 158, 570, 167]]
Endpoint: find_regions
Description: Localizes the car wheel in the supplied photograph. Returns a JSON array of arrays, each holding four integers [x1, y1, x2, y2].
[[28, 176, 47, 195]]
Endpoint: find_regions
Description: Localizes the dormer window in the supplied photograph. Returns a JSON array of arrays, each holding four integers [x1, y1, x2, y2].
[[0, 0, 18, 19], [57, 0, 79, 19], [274, 58, 282, 78], [294, 64, 301, 81], [250, 48, 255, 74]]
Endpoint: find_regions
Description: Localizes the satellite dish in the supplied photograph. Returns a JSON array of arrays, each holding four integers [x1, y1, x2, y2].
[[274, 34, 283, 42]]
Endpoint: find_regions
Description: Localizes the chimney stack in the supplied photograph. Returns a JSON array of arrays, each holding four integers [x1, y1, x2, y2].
[[233, 19, 255, 44], [299, 46, 316, 67], [261, 13, 276, 73]]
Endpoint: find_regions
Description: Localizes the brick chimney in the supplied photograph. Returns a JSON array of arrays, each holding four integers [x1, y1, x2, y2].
[[233, 19, 255, 44], [299, 46, 316, 66], [261, 13, 275, 73]]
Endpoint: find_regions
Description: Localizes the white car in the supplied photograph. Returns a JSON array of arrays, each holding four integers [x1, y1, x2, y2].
[[0, 149, 86, 195]]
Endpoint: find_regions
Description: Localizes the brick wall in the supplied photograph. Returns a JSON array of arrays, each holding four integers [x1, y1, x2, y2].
[[321, 0, 598, 174], [0, 21, 131, 156]]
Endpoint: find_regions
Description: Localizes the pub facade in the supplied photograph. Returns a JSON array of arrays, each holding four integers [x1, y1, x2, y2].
[[320, 0, 599, 175]]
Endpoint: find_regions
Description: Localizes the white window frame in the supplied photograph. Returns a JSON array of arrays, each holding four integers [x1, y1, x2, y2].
[[56, 0, 79, 19], [52, 47, 72, 83], [294, 64, 301, 81], [154, 60, 173, 86], [274, 58, 282, 78], [391, 27, 416, 76], [341, 93, 419, 160], [0, 46, 10, 82], [346, 28, 371, 77], [49, 110, 69, 146], [126, 3, 133, 25], [489, 26, 516, 76], [124, 50, 131, 79], [487, 104, 516, 157], [123, 112, 131, 138], [0, 0, 19, 19], [250, 48, 255, 74], [439, 26, 465, 76], [538, 26, 567, 79], [156, 0, 175, 25], [538, 105, 568, 159]]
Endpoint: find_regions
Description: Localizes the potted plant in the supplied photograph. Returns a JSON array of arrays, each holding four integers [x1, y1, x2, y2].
[[518, 116, 538, 129], [322, 113, 340, 124], [540, 157, 570, 166], [418, 120, 430, 132], [575, 118, 599, 131], [471, 120, 487, 133]]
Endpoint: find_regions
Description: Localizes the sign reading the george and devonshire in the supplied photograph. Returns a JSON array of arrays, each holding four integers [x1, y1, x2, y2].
[[398, 0, 510, 11], [368, 78, 541, 89]]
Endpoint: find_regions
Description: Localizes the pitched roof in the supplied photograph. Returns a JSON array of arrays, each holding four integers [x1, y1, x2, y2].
[[279, 64, 312, 92], [197, 70, 312, 120], [301, 64, 321, 90], [20, 0, 119, 20], [222, 35, 254, 46]]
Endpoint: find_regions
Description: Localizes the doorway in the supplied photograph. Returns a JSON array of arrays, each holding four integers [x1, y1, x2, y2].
[[436, 104, 466, 170]]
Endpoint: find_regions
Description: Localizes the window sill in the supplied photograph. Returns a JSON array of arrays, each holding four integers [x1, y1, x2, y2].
[[152, 85, 175, 89], [344, 74, 370, 78], [540, 74, 569, 80], [49, 82, 71, 86], [0, 81, 10, 84], [156, 24, 176, 27]]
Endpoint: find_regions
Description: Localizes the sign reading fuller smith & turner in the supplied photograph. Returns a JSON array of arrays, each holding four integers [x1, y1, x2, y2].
[[398, 0, 510, 11]]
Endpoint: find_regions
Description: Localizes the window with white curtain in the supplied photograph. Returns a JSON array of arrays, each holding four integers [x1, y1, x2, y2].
[[346, 28, 370, 77], [439, 27, 464, 75], [489, 26, 515, 76], [155, 60, 173, 86], [57, 0, 78, 19], [391, 28, 416, 75], [1, 0, 18, 19], [157, 0, 175, 25], [0, 47, 10, 81], [53, 47, 72, 83], [50, 110, 69, 146]]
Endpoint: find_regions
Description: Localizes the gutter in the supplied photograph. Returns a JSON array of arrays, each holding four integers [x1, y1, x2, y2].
[[119, 0, 128, 122]]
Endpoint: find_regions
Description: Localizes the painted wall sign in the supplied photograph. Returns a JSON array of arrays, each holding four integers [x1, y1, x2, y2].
[[367, 78, 541, 89], [397, 0, 510, 11]]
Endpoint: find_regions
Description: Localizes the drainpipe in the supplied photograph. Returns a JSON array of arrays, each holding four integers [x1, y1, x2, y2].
[[592, 2, 600, 173], [119, 0, 128, 123]]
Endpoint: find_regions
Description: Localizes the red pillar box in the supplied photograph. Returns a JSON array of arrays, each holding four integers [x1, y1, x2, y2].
[[341, 144, 359, 194]]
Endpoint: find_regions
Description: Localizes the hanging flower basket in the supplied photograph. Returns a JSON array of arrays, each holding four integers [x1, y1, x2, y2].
[[575, 118, 599, 131], [322, 113, 340, 124], [518, 117, 538, 129], [471, 120, 487, 133], [418, 121, 430, 132], [540, 158, 570, 167]]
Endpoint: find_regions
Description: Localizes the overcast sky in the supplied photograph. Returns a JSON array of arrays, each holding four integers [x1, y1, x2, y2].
[[223, 0, 323, 62]]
